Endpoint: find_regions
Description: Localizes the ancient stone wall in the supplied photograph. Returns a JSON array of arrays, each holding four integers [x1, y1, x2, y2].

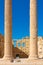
[[0, 34, 43, 58]]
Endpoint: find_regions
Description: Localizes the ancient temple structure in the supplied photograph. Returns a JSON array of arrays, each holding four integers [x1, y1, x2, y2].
[[0, 0, 42, 63], [3, 0, 38, 61]]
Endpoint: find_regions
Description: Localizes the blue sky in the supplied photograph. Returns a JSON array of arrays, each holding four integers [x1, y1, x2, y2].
[[0, 0, 43, 39]]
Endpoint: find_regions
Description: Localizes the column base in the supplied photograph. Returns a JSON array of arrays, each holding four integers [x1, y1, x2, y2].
[[29, 55, 37, 59], [3, 55, 14, 62]]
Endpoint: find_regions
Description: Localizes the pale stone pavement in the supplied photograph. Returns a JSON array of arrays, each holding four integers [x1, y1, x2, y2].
[[0, 58, 43, 65]]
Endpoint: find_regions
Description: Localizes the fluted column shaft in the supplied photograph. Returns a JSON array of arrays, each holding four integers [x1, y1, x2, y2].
[[4, 0, 13, 60], [29, 0, 38, 59]]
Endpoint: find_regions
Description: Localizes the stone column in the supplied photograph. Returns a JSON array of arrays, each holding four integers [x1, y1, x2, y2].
[[29, 0, 37, 59], [4, 0, 13, 60], [42, 40, 43, 58]]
